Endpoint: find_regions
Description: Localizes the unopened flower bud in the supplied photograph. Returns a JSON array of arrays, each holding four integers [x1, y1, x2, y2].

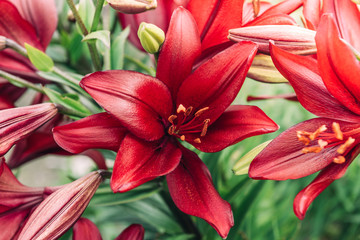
[[108, 0, 157, 14], [228, 25, 317, 55], [137, 22, 165, 54], [0, 36, 6, 51], [0, 103, 58, 156], [18, 170, 107, 240]]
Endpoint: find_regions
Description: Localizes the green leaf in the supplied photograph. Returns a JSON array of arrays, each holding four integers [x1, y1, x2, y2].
[[25, 43, 54, 72], [38, 71, 82, 92], [82, 30, 111, 48], [77, 0, 95, 31], [111, 27, 130, 70], [232, 140, 272, 175], [43, 87, 92, 119]]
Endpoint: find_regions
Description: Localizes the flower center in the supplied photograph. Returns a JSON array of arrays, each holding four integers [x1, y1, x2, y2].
[[167, 104, 211, 143], [297, 122, 359, 164]]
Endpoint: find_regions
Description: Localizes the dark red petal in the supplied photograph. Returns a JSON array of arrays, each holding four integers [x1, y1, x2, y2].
[[115, 224, 145, 240], [187, 0, 244, 50], [81, 70, 172, 141], [81, 150, 108, 170], [302, 0, 321, 30], [270, 43, 360, 123], [110, 134, 181, 192], [293, 146, 360, 220], [11, 0, 57, 48], [0, 209, 30, 240], [72, 218, 102, 240], [316, 14, 360, 115], [190, 105, 278, 152], [53, 112, 126, 153], [156, 7, 201, 98], [249, 118, 360, 180], [0, 96, 14, 110], [166, 148, 233, 238], [177, 42, 257, 125]]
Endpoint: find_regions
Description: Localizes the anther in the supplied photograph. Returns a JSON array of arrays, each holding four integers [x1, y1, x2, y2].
[[168, 125, 175, 135], [333, 156, 346, 164], [332, 122, 343, 140], [194, 138, 201, 144], [185, 106, 193, 117], [337, 137, 355, 154], [177, 104, 186, 113], [302, 146, 322, 153], [318, 139, 328, 148], [180, 135, 185, 141], [201, 119, 210, 137], [194, 107, 209, 118], [168, 115, 177, 124], [309, 125, 327, 140]]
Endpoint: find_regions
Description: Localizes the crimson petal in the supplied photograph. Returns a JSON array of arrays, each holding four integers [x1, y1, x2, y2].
[[302, 0, 321, 30], [166, 147, 233, 238], [110, 134, 181, 193], [177, 42, 257, 124], [80, 70, 172, 141], [156, 7, 201, 99], [244, 13, 297, 27], [53, 112, 126, 153], [191, 105, 278, 152], [115, 224, 145, 240], [249, 118, 360, 180], [270, 43, 360, 123], [73, 218, 102, 240], [293, 146, 360, 220]]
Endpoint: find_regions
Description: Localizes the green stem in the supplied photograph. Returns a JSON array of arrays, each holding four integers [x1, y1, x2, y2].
[[66, 0, 102, 71], [0, 70, 44, 94], [91, 0, 105, 32], [52, 66, 80, 86], [5, 38, 28, 57], [54, 103, 89, 118], [125, 55, 155, 76]]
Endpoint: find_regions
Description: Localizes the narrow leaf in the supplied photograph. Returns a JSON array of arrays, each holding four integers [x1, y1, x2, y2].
[[82, 30, 111, 48], [25, 43, 54, 72]]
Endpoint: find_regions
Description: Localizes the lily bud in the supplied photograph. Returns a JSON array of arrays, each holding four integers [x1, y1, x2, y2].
[[228, 25, 317, 55], [0, 103, 58, 156], [0, 36, 5, 51], [137, 22, 165, 54], [248, 54, 288, 83], [115, 224, 145, 240], [18, 170, 107, 240], [108, 0, 157, 14]]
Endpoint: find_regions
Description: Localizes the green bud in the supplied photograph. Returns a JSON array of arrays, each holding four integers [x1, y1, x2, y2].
[[137, 22, 165, 54]]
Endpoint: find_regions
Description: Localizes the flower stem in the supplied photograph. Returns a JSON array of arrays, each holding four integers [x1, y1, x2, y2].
[[91, 0, 105, 32], [54, 103, 90, 118], [0, 70, 44, 94], [66, 0, 102, 71], [5, 38, 28, 57], [124, 55, 155, 76]]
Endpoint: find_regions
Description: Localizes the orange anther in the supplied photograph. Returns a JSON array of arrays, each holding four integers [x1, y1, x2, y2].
[[302, 146, 322, 153], [185, 106, 193, 117], [337, 137, 355, 154], [168, 115, 177, 124], [177, 104, 186, 113], [200, 119, 210, 137], [318, 139, 328, 148], [194, 138, 201, 144], [168, 125, 175, 135], [309, 125, 327, 140], [333, 156, 346, 164], [332, 122, 343, 140], [180, 135, 185, 141], [194, 107, 209, 118]]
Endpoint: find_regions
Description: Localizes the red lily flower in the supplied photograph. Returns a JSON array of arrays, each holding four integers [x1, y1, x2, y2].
[[0, 158, 56, 240], [249, 14, 360, 219], [54, 7, 278, 238]]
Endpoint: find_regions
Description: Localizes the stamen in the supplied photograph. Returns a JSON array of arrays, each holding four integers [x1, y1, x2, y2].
[[309, 125, 327, 140], [168, 125, 175, 135], [318, 139, 328, 148], [168, 115, 177, 124], [200, 119, 210, 137], [337, 137, 355, 154], [333, 156, 346, 164], [194, 138, 201, 144], [194, 107, 209, 117], [185, 106, 193, 117], [180, 135, 185, 141], [177, 104, 186, 113], [297, 131, 310, 145], [302, 146, 322, 153], [332, 122, 343, 140]]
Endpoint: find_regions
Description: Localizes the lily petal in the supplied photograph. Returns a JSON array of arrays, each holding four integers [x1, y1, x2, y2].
[[244, 13, 297, 27], [156, 7, 201, 99], [293, 146, 360, 220], [110, 134, 181, 193], [270, 42, 360, 123], [190, 105, 278, 152], [73, 218, 102, 240], [257, 0, 303, 17], [166, 147, 233, 239], [249, 118, 360, 180], [302, 0, 321, 30], [115, 224, 145, 240], [80, 70, 172, 141], [316, 14, 360, 115], [53, 112, 126, 153], [177, 42, 257, 125]]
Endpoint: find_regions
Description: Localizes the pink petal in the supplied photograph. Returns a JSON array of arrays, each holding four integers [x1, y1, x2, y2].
[[53, 112, 126, 153], [293, 146, 360, 219], [244, 13, 297, 27], [115, 224, 145, 240], [242, 1, 272, 24], [302, 0, 321, 30], [73, 218, 102, 240], [270, 43, 360, 123], [249, 118, 360, 180], [187, 0, 244, 50], [10, 0, 58, 48], [80, 70, 172, 141], [166, 147, 233, 238], [110, 134, 181, 192], [0, 209, 30, 240], [156, 7, 201, 98], [316, 14, 360, 115], [190, 105, 278, 152], [176, 42, 257, 125], [257, 0, 303, 17]]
